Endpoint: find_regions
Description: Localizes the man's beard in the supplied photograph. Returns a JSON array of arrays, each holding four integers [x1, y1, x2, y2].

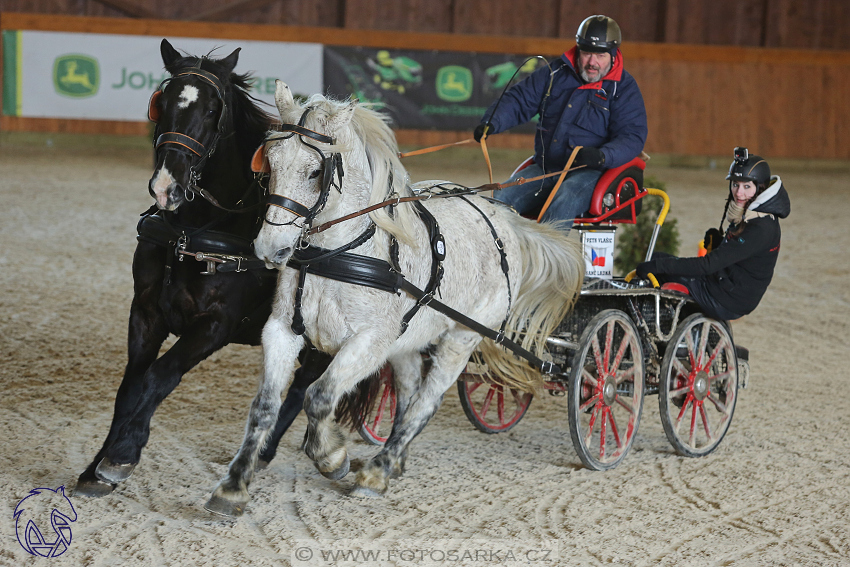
[[580, 59, 612, 83]]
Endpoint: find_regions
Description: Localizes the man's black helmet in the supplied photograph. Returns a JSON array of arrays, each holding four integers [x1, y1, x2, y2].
[[576, 15, 622, 54], [726, 147, 771, 188]]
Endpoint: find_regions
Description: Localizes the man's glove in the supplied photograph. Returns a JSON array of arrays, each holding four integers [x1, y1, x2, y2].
[[573, 147, 606, 169], [703, 228, 723, 253], [636, 260, 660, 280], [473, 122, 492, 143]]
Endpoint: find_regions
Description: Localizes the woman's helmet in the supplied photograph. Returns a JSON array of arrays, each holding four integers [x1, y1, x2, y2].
[[726, 147, 770, 189], [576, 15, 622, 54]]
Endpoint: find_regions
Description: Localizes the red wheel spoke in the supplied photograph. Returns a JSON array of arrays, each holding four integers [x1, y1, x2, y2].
[[599, 408, 608, 459], [696, 322, 711, 368], [591, 335, 605, 377], [673, 358, 689, 379], [689, 401, 699, 446], [699, 403, 713, 440], [479, 386, 496, 419], [675, 395, 693, 427], [585, 405, 600, 447], [615, 396, 635, 414], [706, 369, 732, 385], [705, 392, 727, 414], [372, 384, 391, 429], [582, 369, 599, 388], [580, 395, 600, 414], [615, 365, 636, 385], [703, 336, 728, 371], [669, 385, 690, 398], [602, 321, 615, 374], [467, 381, 483, 395], [608, 410, 623, 449], [610, 332, 631, 375], [497, 388, 505, 424]]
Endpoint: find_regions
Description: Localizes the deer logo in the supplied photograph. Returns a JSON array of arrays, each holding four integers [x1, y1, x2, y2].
[[53, 55, 100, 98]]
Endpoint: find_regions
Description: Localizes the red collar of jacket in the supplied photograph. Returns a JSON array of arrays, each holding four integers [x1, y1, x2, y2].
[[565, 46, 624, 89]]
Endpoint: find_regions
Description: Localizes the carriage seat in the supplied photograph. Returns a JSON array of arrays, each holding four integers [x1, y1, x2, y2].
[[512, 156, 648, 224], [660, 282, 690, 295]]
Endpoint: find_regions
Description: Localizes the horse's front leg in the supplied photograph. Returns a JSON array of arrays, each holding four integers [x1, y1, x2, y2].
[[75, 260, 169, 497], [205, 317, 304, 517], [257, 346, 332, 468], [94, 313, 235, 485], [302, 333, 391, 480]]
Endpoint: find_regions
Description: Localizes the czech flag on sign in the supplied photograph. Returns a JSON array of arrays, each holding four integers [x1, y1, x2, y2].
[[591, 248, 606, 267]]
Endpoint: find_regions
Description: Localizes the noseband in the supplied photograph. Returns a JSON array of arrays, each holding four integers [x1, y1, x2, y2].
[[262, 108, 344, 228], [148, 65, 229, 200]]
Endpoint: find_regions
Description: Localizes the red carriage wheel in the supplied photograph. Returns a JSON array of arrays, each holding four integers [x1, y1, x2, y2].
[[457, 370, 533, 434], [357, 364, 396, 445], [659, 314, 738, 457], [568, 309, 645, 471]]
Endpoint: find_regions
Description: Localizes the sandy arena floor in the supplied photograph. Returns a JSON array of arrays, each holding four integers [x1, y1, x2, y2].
[[1, 136, 849, 566]]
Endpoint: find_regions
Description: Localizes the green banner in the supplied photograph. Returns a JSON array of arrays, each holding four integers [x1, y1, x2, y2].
[[2, 30, 22, 116], [324, 46, 542, 131]]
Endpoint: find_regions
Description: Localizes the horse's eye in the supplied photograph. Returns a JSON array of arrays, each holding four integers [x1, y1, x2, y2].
[[308, 169, 322, 180], [207, 109, 217, 118]]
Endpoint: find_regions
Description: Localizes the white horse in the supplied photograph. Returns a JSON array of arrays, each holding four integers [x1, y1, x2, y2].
[[205, 80, 584, 516]]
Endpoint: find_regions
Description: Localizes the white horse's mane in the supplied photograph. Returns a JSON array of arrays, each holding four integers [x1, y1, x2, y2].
[[277, 94, 418, 244]]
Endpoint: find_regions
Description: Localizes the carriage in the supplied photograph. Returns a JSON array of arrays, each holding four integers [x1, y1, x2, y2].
[[359, 156, 750, 471]]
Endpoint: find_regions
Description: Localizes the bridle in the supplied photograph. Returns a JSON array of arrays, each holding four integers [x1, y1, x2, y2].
[[148, 64, 230, 204], [259, 108, 344, 229]]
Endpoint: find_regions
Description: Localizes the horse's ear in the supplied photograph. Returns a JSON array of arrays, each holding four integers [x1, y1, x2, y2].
[[251, 145, 270, 173], [274, 80, 296, 113], [160, 39, 181, 68], [220, 47, 240, 74], [327, 100, 357, 133]]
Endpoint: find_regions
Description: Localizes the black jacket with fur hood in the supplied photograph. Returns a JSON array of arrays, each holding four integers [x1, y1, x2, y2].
[[651, 176, 790, 318]]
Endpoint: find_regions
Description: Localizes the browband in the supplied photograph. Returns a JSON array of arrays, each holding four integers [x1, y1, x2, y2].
[[265, 123, 334, 146]]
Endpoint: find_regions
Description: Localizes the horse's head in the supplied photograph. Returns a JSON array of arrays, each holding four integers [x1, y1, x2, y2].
[[254, 81, 357, 267], [148, 39, 239, 211]]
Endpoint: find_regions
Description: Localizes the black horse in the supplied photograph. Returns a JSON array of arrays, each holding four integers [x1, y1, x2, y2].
[[74, 39, 350, 497]]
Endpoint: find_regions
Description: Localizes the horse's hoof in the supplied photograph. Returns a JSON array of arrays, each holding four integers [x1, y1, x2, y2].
[[317, 454, 350, 481], [95, 458, 137, 484], [256, 459, 270, 471], [73, 478, 116, 498], [350, 485, 384, 499], [204, 494, 247, 517]]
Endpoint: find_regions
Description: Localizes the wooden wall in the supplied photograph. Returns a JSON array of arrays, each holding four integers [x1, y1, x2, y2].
[[2, 12, 849, 160], [1, 0, 849, 49]]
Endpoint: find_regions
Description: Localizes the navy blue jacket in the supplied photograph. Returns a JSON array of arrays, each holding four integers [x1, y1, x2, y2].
[[481, 47, 647, 172]]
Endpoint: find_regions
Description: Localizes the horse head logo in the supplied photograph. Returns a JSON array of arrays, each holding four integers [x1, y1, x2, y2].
[[14, 486, 78, 557]]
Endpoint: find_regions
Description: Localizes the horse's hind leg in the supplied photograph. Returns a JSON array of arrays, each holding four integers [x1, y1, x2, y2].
[[257, 347, 331, 468], [353, 331, 480, 497], [302, 333, 391, 480], [205, 318, 304, 517]]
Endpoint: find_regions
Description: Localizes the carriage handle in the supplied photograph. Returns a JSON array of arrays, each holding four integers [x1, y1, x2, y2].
[[623, 187, 670, 288]]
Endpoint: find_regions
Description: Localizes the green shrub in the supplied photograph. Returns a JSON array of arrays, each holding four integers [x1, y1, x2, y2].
[[613, 176, 680, 274]]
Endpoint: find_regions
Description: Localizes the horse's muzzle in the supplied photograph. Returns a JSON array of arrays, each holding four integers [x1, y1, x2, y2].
[[266, 247, 292, 267]]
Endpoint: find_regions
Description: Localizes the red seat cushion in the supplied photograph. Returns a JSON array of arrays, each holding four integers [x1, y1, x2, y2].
[[661, 282, 690, 295]]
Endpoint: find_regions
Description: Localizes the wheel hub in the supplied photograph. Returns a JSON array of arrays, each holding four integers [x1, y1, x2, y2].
[[603, 378, 617, 406], [693, 370, 709, 400]]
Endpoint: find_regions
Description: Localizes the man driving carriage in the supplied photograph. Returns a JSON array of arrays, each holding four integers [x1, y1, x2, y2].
[[473, 15, 648, 227]]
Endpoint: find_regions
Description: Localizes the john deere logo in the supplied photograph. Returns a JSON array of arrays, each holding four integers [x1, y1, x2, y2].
[[436, 66, 472, 102], [53, 55, 100, 98]]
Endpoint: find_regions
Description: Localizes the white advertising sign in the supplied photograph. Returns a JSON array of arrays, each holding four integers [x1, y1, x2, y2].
[[581, 228, 616, 279], [3, 31, 322, 121]]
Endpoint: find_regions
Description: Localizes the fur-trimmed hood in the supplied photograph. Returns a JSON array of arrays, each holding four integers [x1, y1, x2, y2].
[[748, 175, 790, 219]]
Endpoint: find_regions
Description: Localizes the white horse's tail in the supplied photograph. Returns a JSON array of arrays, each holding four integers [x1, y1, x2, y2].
[[479, 217, 584, 392]]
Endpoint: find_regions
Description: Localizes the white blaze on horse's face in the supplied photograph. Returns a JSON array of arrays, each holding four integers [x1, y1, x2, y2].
[[150, 166, 176, 210], [177, 85, 199, 109], [254, 137, 325, 268]]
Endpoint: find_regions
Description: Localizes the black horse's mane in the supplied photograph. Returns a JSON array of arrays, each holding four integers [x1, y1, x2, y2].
[[165, 54, 276, 164]]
